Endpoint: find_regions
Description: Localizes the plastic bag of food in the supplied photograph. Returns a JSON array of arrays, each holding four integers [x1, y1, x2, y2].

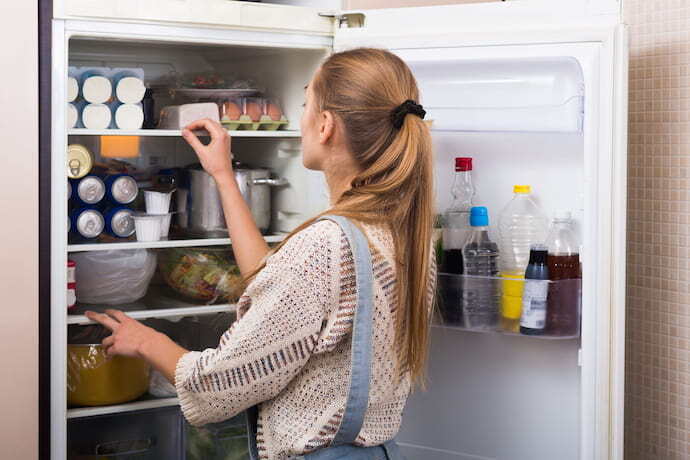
[[72, 249, 157, 305], [157, 247, 244, 304], [148, 369, 177, 398], [186, 414, 249, 460]]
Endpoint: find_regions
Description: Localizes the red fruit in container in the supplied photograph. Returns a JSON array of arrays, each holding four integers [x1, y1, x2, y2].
[[244, 100, 263, 122]]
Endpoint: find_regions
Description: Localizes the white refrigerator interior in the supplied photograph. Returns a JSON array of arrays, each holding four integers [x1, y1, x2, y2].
[[49, 2, 626, 459]]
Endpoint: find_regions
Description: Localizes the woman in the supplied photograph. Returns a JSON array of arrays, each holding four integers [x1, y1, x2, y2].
[[86, 47, 436, 459]]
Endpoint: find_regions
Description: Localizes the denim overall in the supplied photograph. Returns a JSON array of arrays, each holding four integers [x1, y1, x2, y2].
[[247, 215, 404, 460]]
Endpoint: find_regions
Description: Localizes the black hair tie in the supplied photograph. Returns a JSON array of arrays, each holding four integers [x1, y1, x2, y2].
[[390, 99, 426, 130]]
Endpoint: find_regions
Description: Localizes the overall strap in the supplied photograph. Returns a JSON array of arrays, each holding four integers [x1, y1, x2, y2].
[[318, 215, 375, 446]]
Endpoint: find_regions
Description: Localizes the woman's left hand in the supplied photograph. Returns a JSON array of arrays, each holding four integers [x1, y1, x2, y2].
[[85, 309, 161, 358]]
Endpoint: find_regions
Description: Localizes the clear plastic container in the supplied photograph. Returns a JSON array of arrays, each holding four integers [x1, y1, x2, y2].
[[437, 273, 581, 339], [460, 207, 500, 331], [544, 211, 581, 337], [498, 185, 548, 274]]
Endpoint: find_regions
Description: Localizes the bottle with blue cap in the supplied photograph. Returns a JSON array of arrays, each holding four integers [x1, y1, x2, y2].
[[461, 206, 500, 330]]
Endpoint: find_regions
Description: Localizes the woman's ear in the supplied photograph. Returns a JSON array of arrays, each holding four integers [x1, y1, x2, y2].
[[319, 110, 336, 145]]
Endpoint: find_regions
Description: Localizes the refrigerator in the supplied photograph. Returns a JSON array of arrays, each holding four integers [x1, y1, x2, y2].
[[41, 1, 628, 459]]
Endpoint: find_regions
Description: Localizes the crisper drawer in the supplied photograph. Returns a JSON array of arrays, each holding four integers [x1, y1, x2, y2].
[[186, 414, 250, 460], [57, 0, 333, 35], [67, 407, 185, 459]]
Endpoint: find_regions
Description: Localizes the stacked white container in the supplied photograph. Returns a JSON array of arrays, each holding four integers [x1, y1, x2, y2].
[[67, 67, 146, 129], [133, 190, 174, 241]]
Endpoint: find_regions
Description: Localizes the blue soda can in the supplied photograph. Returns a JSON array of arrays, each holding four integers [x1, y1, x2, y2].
[[104, 174, 139, 205], [74, 175, 106, 205], [103, 206, 135, 238], [70, 207, 104, 239]]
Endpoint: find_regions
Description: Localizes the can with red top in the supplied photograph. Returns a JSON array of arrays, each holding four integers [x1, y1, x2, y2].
[[67, 260, 76, 310]]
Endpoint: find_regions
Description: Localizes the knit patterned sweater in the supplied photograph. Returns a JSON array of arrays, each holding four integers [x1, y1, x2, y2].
[[175, 220, 435, 459]]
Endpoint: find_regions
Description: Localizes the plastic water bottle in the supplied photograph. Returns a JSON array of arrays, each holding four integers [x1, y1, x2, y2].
[[442, 157, 475, 274], [497, 185, 547, 331], [498, 185, 548, 273], [461, 206, 500, 330], [544, 211, 581, 337], [439, 157, 474, 325]]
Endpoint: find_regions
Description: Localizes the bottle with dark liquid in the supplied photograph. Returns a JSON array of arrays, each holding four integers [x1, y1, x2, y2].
[[440, 157, 475, 324], [520, 245, 549, 335], [544, 211, 582, 337]]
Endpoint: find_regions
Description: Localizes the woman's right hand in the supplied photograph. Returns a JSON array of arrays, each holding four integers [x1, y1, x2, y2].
[[182, 118, 235, 183]]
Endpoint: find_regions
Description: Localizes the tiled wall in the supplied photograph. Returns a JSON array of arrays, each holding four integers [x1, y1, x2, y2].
[[624, 0, 690, 458]]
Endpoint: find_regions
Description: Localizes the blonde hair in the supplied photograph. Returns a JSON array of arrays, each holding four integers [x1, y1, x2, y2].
[[252, 48, 435, 385]]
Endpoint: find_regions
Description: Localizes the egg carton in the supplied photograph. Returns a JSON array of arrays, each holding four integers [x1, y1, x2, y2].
[[221, 114, 289, 131]]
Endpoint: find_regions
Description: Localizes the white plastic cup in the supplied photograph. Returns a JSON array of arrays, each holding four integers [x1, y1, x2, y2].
[[156, 213, 172, 238], [133, 214, 163, 242], [144, 190, 174, 214], [82, 74, 112, 104], [81, 103, 112, 130], [113, 103, 144, 130], [67, 76, 79, 103], [115, 76, 146, 104], [67, 103, 79, 129]]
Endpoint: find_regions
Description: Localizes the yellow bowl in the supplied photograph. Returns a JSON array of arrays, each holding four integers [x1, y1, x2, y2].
[[67, 344, 149, 406]]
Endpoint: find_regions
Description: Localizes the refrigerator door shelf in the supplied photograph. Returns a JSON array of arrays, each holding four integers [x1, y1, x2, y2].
[[412, 56, 585, 133]]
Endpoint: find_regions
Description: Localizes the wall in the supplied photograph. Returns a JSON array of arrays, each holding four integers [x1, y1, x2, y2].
[[0, 2, 39, 460], [624, 0, 690, 459]]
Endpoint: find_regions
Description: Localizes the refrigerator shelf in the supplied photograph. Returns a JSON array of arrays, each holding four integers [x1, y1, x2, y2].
[[68, 128, 302, 138], [66, 396, 179, 419], [67, 304, 237, 326], [68, 234, 286, 252]]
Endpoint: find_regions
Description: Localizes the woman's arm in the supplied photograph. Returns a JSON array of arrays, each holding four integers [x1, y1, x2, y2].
[[182, 119, 270, 277]]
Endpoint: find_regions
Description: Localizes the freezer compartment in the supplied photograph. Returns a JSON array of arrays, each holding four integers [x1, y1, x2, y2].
[[67, 406, 185, 459], [437, 273, 581, 339], [406, 55, 584, 132], [186, 414, 250, 460]]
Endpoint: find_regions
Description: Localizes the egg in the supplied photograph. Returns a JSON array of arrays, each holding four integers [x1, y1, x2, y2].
[[222, 101, 242, 121], [244, 101, 262, 122], [266, 103, 283, 121]]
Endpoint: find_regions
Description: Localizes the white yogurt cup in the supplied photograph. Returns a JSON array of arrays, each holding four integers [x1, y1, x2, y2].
[[67, 103, 79, 129], [133, 214, 164, 242], [115, 76, 146, 104], [113, 103, 144, 130], [67, 76, 79, 103], [158, 213, 172, 238], [82, 103, 112, 130], [82, 75, 112, 104], [144, 190, 174, 214]]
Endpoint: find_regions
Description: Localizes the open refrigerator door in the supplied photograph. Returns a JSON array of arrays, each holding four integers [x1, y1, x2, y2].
[[334, 2, 627, 459]]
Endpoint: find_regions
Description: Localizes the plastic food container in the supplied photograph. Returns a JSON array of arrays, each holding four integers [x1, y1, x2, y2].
[[67, 344, 149, 406], [144, 190, 174, 214], [133, 214, 164, 242], [158, 247, 244, 302], [159, 213, 172, 238]]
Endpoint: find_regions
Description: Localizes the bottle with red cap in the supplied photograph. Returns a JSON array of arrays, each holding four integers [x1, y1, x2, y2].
[[439, 157, 475, 324]]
